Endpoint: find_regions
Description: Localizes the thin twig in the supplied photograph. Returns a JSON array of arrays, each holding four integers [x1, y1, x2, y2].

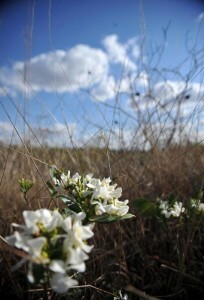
[[125, 284, 160, 300], [161, 264, 204, 286]]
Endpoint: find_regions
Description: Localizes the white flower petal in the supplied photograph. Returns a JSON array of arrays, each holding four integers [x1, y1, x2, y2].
[[49, 260, 66, 273], [27, 261, 35, 283], [198, 203, 204, 212], [27, 237, 47, 259], [6, 231, 30, 252], [50, 273, 78, 294], [46, 210, 64, 231]]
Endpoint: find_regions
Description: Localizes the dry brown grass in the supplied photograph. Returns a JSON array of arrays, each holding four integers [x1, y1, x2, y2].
[[0, 142, 204, 299]]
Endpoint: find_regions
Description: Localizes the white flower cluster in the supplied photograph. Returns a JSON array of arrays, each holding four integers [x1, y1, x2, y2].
[[53, 169, 129, 217], [5, 209, 94, 294], [190, 199, 204, 212], [158, 199, 185, 218]]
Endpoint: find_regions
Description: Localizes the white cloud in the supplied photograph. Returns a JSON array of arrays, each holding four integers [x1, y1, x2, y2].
[[126, 37, 141, 59], [0, 45, 109, 95], [0, 66, 24, 95], [102, 34, 127, 64], [0, 35, 141, 100], [0, 33, 203, 124], [32, 122, 77, 147], [91, 75, 116, 101], [128, 80, 204, 133], [0, 121, 14, 133], [153, 80, 187, 101], [136, 72, 149, 88], [153, 80, 204, 103], [102, 34, 137, 72], [91, 71, 144, 100], [118, 77, 131, 93], [0, 121, 20, 144], [0, 85, 17, 97], [0, 120, 79, 147], [0, 34, 143, 102]]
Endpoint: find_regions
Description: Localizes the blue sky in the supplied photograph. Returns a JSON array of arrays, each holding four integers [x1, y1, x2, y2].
[[0, 0, 203, 148]]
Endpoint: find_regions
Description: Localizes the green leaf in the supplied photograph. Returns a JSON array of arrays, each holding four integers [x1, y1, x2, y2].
[[57, 194, 82, 214], [57, 194, 75, 204], [46, 181, 58, 197], [133, 198, 159, 217], [49, 165, 61, 179], [59, 207, 74, 217], [119, 213, 135, 220], [89, 213, 135, 223]]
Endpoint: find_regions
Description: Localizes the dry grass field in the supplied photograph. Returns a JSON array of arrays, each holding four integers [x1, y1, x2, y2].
[[0, 143, 204, 299]]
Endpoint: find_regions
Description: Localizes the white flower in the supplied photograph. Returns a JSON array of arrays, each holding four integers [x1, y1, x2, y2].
[[26, 237, 47, 260], [5, 231, 30, 253], [94, 202, 107, 215], [190, 199, 204, 213], [107, 199, 129, 216], [61, 171, 71, 186], [72, 172, 81, 183], [158, 200, 168, 211], [198, 203, 204, 212], [62, 212, 94, 272], [22, 209, 63, 235], [90, 177, 122, 202], [49, 260, 67, 274], [6, 233, 48, 263], [94, 199, 129, 216], [88, 177, 129, 216], [158, 199, 185, 218], [51, 167, 130, 218], [171, 202, 185, 217], [5, 209, 94, 294], [83, 173, 94, 185], [162, 210, 172, 219], [50, 273, 78, 294], [66, 247, 87, 271]]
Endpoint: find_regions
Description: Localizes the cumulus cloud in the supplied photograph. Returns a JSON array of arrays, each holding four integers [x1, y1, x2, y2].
[[153, 80, 188, 101], [129, 80, 204, 112], [129, 80, 204, 127], [126, 37, 141, 59], [136, 72, 149, 88], [129, 80, 204, 146], [91, 75, 116, 101], [0, 45, 109, 95], [153, 80, 204, 104], [0, 34, 141, 100], [0, 34, 204, 149], [0, 85, 17, 97], [102, 34, 137, 72], [102, 35, 126, 64]]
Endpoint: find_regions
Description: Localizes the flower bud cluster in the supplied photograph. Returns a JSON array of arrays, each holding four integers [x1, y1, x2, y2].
[[52, 169, 129, 217], [5, 209, 94, 293]]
